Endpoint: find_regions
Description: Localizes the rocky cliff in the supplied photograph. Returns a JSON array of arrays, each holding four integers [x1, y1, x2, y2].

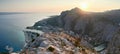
[[22, 7, 120, 54]]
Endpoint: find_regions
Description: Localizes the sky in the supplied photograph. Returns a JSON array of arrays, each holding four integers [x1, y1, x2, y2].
[[0, 0, 120, 13]]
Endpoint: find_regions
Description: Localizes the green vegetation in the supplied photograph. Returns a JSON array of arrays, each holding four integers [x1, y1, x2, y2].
[[47, 46, 55, 52], [26, 26, 34, 29], [61, 41, 66, 46], [34, 15, 59, 27], [31, 39, 35, 42], [46, 16, 59, 26], [74, 40, 80, 47], [36, 33, 39, 37]]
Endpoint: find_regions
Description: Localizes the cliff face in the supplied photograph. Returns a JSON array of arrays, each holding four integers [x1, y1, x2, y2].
[[106, 29, 120, 54], [23, 7, 120, 54], [23, 29, 97, 54]]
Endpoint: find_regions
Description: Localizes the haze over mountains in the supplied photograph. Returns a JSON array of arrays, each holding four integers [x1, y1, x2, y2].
[[22, 7, 120, 54]]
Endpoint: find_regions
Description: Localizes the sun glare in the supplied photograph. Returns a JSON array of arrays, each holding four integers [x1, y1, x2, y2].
[[80, 2, 89, 11]]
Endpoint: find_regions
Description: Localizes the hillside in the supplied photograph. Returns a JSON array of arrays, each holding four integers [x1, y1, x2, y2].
[[22, 7, 120, 54]]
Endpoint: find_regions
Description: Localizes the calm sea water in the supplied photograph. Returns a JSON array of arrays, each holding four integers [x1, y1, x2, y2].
[[0, 12, 57, 52]]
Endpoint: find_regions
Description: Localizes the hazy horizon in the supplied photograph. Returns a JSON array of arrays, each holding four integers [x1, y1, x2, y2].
[[0, 0, 120, 13]]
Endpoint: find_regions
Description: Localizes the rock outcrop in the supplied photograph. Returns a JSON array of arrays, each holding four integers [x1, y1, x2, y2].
[[22, 29, 97, 54], [22, 7, 120, 54]]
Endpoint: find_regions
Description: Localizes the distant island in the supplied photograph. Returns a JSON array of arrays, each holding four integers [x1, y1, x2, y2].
[[18, 7, 120, 54]]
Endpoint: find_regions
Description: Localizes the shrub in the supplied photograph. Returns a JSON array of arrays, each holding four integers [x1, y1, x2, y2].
[[47, 46, 55, 52], [31, 39, 35, 42]]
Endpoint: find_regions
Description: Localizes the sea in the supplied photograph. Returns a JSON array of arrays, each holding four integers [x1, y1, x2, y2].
[[0, 12, 58, 52]]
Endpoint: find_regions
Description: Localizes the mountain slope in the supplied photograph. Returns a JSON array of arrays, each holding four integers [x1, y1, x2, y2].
[[23, 7, 120, 54]]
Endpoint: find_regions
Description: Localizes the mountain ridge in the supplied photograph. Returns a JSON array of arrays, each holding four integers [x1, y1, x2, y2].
[[22, 7, 120, 54]]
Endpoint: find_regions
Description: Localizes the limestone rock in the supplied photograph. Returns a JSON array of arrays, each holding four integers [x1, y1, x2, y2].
[[22, 7, 120, 54]]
